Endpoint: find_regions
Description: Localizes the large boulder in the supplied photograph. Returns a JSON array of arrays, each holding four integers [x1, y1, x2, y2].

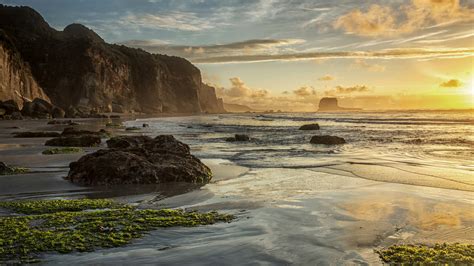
[[0, 100, 20, 114], [45, 135, 102, 147], [66, 135, 212, 185], [299, 124, 320, 130], [310, 135, 346, 145]]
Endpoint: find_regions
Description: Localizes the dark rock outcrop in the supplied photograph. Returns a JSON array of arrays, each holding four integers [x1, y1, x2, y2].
[[0, 5, 225, 114], [225, 134, 251, 142], [318, 97, 362, 112], [43, 127, 108, 146], [310, 135, 346, 145], [45, 135, 102, 147], [66, 135, 212, 185], [299, 123, 320, 130]]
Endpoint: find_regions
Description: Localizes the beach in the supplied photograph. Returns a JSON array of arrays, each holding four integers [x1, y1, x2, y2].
[[0, 111, 473, 264]]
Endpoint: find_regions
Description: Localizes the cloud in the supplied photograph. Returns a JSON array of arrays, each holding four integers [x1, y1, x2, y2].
[[318, 75, 335, 81], [192, 47, 473, 63], [324, 85, 371, 96], [293, 86, 316, 97], [334, 0, 474, 37], [119, 38, 305, 57], [217, 77, 269, 98], [440, 79, 462, 88], [351, 59, 386, 72], [120, 12, 215, 31]]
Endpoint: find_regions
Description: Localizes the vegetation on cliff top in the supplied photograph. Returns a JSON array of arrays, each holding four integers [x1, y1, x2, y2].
[[377, 243, 474, 264], [0, 199, 234, 263]]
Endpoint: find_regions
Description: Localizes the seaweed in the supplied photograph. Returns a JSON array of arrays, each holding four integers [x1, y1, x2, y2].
[[0, 199, 233, 263], [377, 243, 474, 264]]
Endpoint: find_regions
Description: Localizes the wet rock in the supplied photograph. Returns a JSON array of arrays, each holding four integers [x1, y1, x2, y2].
[[47, 119, 74, 125], [14, 131, 61, 138], [61, 127, 110, 137], [67, 135, 211, 185], [106, 136, 152, 149], [226, 134, 250, 142], [0, 100, 20, 114], [310, 135, 346, 145], [299, 123, 320, 130], [45, 135, 102, 147], [142, 123, 149, 128], [52, 107, 65, 118], [125, 126, 141, 131], [0, 162, 13, 175]]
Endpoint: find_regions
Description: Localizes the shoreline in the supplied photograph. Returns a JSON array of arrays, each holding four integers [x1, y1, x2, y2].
[[0, 115, 473, 264]]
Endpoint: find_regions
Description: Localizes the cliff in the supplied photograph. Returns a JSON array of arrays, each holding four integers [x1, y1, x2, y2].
[[0, 30, 50, 109], [0, 4, 224, 115], [199, 84, 226, 113], [318, 97, 362, 112]]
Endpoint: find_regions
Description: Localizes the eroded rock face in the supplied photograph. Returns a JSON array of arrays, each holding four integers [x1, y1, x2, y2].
[[66, 135, 212, 185], [310, 135, 346, 145], [0, 30, 50, 110], [199, 84, 226, 113], [299, 124, 320, 130], [0, 5, 225, 114]]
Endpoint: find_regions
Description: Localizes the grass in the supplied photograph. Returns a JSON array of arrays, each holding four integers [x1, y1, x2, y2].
[[0, 199, 234, 263], [377, 243, 474, 264], [0, 167, 29, 176], [105, 122, 123, 128], [42, 147, 84, 155]]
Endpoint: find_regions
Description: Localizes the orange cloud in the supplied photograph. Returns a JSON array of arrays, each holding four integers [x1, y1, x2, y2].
[[334, 0, 474, 37], [293, 86, 316, 97], [440, 79, 462, 88], [318, 75, 335, 81]]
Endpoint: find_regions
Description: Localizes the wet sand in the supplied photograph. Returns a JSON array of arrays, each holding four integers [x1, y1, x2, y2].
[[0, 117, 473, 265]]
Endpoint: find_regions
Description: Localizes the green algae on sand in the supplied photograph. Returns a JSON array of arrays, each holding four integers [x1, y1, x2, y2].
[[42, 147, 84, 155], [377, 243, 474, 264], [0, 199, 234, 263]]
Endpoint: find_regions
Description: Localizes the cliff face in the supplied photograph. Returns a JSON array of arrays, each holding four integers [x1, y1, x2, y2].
[[0, 30, 50, 109], [199, 84, 226, 113], [0, 5, 224, 114]]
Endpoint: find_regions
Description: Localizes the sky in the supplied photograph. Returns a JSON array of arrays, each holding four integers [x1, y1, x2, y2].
[[2, 0, 473, 110]]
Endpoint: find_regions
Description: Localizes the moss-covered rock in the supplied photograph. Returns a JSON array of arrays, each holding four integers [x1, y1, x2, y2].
[[42, 147, 84, 155], [377, 243, 474, 264], [0, 199, 233, 263], [0, 162, 29, 175]]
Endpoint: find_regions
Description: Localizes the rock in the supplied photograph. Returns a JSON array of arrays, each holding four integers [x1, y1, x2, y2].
[[67, 135, 211, 185], [299, 124, 320, 130], [0, 162, 13, 175], [225, 134, 250, 142], [21, 101, 35, 116], [0, 107, 5, 116], [106, 136, 152, 149], [318, 97, 362, 112], [111, 103, 124, 113], [45, 135, 102, 147], [0, 100, 20, 114], [47, 119, 73, 125], [52, 107, 65, 118], [109, 115, 121, 119], [142, 123, 149, 128], [65, 106, 78, 118], [14, 131, 60, 138], [310, 135, 346, 145], [10, 111, 23, 120], [61, 127, 110, 137], [125, 126, 141, 131]]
